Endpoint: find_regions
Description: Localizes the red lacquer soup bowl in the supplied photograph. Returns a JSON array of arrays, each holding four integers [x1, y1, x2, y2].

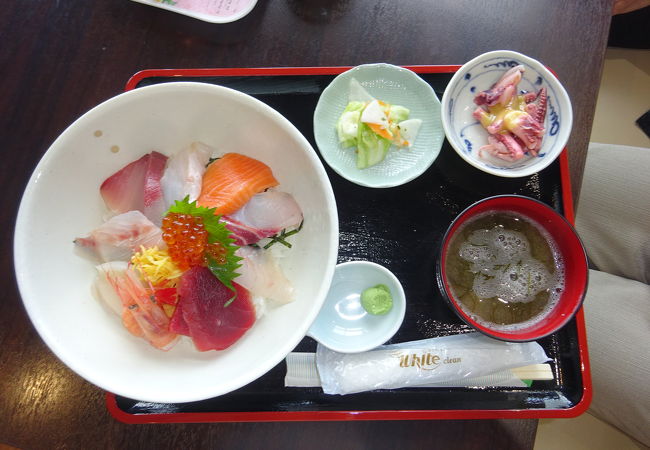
[[436, 195, 588, 342]]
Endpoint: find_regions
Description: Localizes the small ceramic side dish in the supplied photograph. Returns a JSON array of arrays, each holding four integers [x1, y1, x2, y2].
[[129, 0, 258, 24], [308, 261, 406, 353], [313, 63, 445, 188], [441, 50, 572, 178]]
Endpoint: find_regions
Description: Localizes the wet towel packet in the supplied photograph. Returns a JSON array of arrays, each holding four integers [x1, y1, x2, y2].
[[285, 352, 555, 389], [316, 332, 550, 395]]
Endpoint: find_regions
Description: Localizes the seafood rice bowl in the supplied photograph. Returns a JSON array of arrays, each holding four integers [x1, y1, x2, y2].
[[14, 82, 339, 403]]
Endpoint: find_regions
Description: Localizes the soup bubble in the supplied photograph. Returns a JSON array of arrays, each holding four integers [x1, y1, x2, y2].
[[461, 226, 553, 304]]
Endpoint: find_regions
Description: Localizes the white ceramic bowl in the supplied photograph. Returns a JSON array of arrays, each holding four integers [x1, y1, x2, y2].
[[313, 63, 445, 188], [441, 50, 572, 177], [307, 261, 406, 353], [14, 82, 339, 403]]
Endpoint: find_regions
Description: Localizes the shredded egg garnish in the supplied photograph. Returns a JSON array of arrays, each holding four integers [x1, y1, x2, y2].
[[131, 246, 184, 285]]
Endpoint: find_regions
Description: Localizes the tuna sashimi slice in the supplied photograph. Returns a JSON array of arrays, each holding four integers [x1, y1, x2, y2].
[[169, 301, 190, 336], [197, 153, 279, 216], [177, 267, 256, 351], [100, 151, 168, 226]]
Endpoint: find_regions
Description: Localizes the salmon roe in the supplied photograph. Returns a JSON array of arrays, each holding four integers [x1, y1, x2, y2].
[[161, 213, 208, 271], [205, 242, 228, 265]]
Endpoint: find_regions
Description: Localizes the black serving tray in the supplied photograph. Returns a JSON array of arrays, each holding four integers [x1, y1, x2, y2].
[[107, 67, 590, 423]]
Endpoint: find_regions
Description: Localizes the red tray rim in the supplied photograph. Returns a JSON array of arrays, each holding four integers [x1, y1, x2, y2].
[[108, 65, 592, 423]]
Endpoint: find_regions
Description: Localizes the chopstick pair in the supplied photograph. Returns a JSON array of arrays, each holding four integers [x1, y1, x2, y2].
[[284, 352, 553, 390]]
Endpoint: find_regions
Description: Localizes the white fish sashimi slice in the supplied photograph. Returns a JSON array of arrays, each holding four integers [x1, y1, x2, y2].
[[235, 246, 294, 305], [228, 190, 303, 233], [93, 261, 129, 316], [348, 78, 375, 103], [161, 142, 213, 208], [396, 118, 422, 147], [142, 152, 168, 226], [74, 210, 163, 262]]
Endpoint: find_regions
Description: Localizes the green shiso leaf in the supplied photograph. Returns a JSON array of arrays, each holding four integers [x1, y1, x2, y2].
[[167, 196, 242, 303]]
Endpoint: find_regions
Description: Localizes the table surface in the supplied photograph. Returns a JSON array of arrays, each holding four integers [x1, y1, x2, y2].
[[0, 1, 612, 448]]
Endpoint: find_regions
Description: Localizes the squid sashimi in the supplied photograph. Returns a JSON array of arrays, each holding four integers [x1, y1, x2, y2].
[[160, 142, 213, 208], [100, 151, 168, 225], [95, 262, 178, 350], [223, 191, 303, 246], [74, 210, 163, 262], [172, 266, 256, 351], [235, 246, 294, 305], [197, 153, 278, 216], [472, 65, 547, 161]]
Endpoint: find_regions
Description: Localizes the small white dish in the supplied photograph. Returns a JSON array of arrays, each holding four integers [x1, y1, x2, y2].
[[441, 50, 572, 178], [129, 0, 258, 24], [313, 63, 445, 188], [308, 261, 406, 353]]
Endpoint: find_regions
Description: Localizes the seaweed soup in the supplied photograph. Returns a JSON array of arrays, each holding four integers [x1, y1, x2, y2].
[[445, 211, 564, 329]]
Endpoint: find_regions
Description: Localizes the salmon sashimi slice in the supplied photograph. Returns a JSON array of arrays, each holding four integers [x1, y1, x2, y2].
[[197, 153, 279, 216]]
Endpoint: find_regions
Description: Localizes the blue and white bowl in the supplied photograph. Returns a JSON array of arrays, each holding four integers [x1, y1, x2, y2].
[[441, 50, 572, 178]]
